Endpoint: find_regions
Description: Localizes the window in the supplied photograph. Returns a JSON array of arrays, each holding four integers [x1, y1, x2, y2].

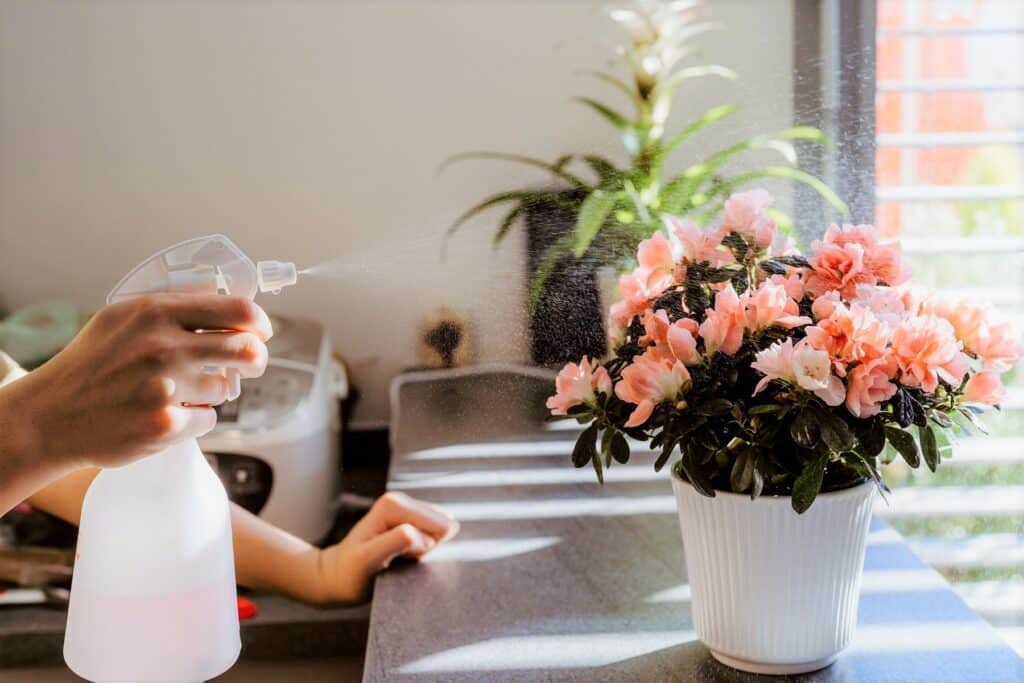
[[875, 0, 1024, 655]]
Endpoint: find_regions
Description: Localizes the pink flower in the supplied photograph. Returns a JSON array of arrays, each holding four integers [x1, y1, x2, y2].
[[963, 370, 1007, 406], [668, 216, 733, 267], [922, 298, 1021, 372], [743, 281, 812, 331], [722, 189, 777, 249], [607, 299, 633, 348], [821, 223, 909, 286], [637, 231, 675, 279], [699, 284, 747, 355], [803, 303, 890, 376], [751, 339, 845, 406], [853, 284, 909, 326], [806, 225, 909, 298], [812, 291, 842, 320], [641, 309, 671, 346], [845, 357, 898, 418], [667, 318, 701, 365], [891, 315, 971, 394], [821, 223, 877, 250], [768, 273, 805, 301], [616, 231, 677, 315], [805, 241, 875, 299], [974, 319, 1022, 372], [615, 347, 691, 427], [546, 356, 613, 416]]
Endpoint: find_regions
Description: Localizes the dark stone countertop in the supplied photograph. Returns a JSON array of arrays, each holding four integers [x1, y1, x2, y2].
[[364, 367, 1024, 682]]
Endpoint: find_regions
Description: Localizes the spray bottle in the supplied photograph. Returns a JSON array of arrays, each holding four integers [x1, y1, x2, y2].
[[63, 235, 298, 682]]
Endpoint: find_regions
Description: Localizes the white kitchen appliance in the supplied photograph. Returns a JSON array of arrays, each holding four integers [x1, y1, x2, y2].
[[200, 314, 347, 543]]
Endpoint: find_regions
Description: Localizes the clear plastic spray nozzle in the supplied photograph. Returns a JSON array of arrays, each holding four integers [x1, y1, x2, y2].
[[256, 260, 298, 294]]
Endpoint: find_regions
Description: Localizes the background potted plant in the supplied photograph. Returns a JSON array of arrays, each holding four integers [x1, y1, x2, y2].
[[446, 0, 846, 366], [546, 189, 1021, 674]]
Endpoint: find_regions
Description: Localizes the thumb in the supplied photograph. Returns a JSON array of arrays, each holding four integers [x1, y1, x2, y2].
[[361, 523, 437, 571]]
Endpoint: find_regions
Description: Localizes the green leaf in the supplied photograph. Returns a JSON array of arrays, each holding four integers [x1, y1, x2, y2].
[[610, 431, 630, 464], [750, 404, 785, 415], [679, 447, 716, 497], [575, 69, 640, 105], [660, 103, 738, 162], [571, 423, 599, 469], [790, 409, 820, 449], [447, 190, 534, 237], [755, 167, 849, 216], [650, 65, 737, 120], [574, 97, 643, 154], [655, 437, 677, 472], [697, 398, 733, 416], [591, 442, 604, 484], [601, 427, 615, 468], [582, 155, 622, 184], [854, 417, 886, 458], [573, 189, 618, 257], [792, 454, 827, 513], [750, 462, 765, 499], [820, 412, 856, 453], [885, 426, 920, 469], [492, 205, 524, 247], [919, 424, 940, 472], [442, 151, 588, 188], [527, 233, 575, 317], [730, 450, 755, 493]]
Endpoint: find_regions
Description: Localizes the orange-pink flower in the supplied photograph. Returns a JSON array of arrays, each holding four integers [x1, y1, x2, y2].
[[890, 315, 970, 394], [974, 319, 1022, 372], [743, 281, 812, 331], [805, 241, 875, 299], [699, 284, 747, 355], [721, 188, 777, 249], [806, 224, 910, 299], [845, 356, 898, 418], [803, 303, 890, 376], [963, 369, 1007, 406], [546, 356, 613, 416], [821, 223, 909, 287], [668, 216, 733, 267], [615, 347, 691, 427], [667, 318, 701, 365], [634, 231, 676, 294], [921, 297, 1022, 372], [768, 273, 805, 301]]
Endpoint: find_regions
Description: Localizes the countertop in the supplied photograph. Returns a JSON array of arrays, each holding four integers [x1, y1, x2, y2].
[[364, 367, 1024, 682]]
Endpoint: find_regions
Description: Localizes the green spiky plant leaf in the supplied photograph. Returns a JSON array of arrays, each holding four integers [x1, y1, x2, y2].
[[446, 0, 843, 316]]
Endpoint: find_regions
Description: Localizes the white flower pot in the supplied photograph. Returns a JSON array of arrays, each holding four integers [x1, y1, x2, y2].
[[671, 470, 875, 675]]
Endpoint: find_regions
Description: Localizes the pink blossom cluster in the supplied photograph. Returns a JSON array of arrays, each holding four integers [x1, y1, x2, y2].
[[548, 189, 1021, 428]]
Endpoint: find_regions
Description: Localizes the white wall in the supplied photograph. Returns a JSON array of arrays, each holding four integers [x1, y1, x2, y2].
[[0, 0, 794, 427]]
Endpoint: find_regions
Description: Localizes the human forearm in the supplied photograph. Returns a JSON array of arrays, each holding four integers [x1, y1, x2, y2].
[[0, 381, 76, 516], [27, 467, 329, 603], [230, 504, 327, 605]]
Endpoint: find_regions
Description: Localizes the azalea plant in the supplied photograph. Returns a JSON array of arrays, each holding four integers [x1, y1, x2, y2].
[[446, 0, 846, 314], [546, 189, 1021, 512]]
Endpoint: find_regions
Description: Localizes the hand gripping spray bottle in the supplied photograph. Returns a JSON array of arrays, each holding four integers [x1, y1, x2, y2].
[[63, 235, 298, 682]]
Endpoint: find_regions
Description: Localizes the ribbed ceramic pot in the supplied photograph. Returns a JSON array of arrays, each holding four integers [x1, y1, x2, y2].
[[671, 470, 875, 675]]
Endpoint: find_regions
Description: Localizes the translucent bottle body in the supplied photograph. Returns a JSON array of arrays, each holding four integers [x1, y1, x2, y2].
[[64, 440, 240, 682]]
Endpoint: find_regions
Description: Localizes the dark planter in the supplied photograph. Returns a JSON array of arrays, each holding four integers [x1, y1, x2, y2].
[[524, 192, 607, 367]]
